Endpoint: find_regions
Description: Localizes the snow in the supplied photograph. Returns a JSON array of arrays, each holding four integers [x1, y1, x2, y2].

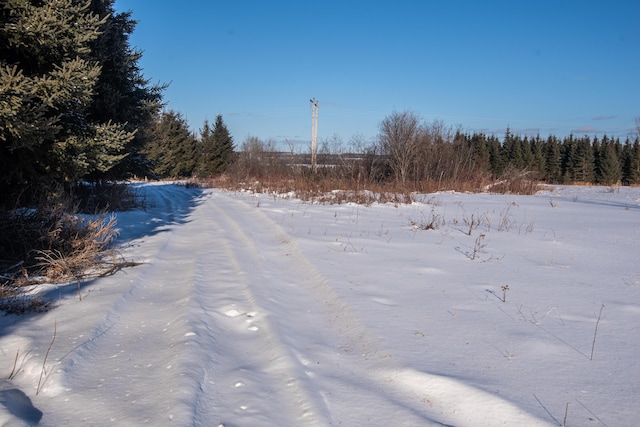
[[1, 182, 639, 426]]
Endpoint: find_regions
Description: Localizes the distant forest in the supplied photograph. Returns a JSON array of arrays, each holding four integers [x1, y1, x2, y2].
[[454, 130, 639, 185]]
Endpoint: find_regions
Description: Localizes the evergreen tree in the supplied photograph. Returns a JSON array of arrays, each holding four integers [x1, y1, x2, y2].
[[501, 127, 518, 169], [197, 119, 213, 176], [544, 136, 562, 182], [563, 135, 595, 183], [530, 135, 546, 178], [85, 1, 165, 180], [469, 132, 490, 173], [519, 136, 533, 170], [559, 135, 574, 182], [573, 137, 595, 183], [488, 135, 504, 176], [631, 138, 640, 185], [144, 110, 199, 178], [210, 114, 234, 173], [0, 0, 157, 207], [621, 138, 640, 185], [198, 115, 235, 176], [632, 138, 640, 184], [595, 136, 622, 184]]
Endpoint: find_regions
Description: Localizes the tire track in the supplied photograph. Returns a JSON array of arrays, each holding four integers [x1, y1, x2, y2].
[[45, 185, 552, 426], [192, 192, 440, 426], [187, 192, 331, 426], [50, 190, 208, 425], [196, 191, 554, 427]]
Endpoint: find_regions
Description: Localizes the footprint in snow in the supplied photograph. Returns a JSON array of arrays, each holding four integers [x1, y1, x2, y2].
[[224, 308, 243, 317]]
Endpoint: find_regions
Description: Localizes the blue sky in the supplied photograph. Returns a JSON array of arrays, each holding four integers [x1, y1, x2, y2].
[[114, 1, 639, 148]]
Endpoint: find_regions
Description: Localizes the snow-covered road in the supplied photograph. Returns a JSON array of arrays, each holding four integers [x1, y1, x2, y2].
[[3, 183, 639, 426]]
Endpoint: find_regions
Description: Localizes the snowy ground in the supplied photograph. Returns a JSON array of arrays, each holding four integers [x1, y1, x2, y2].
[[1, 182, 639, 426]]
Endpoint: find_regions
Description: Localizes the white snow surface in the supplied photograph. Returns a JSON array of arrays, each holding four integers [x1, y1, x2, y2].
[[1, 183, 639, 426]]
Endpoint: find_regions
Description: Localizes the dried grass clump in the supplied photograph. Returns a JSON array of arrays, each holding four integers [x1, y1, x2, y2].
[[0, 194, 134, 314], [484, 169, 541, 195], [33, 213, 120, 281]]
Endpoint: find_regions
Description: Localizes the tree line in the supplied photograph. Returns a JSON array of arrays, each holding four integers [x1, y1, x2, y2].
[[376, 111, 639, 188], [464, 128, 639, 185], [142, 111, 234, 180]]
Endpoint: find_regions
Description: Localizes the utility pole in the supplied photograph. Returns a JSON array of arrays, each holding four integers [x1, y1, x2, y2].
[[310, 98, 318, 173]]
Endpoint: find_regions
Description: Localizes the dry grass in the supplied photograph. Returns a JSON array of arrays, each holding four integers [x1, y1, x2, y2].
[[0, 192, 137, 314], [201, 174, 416, 206], [195, 167, 541, 206], [31, 214, 132, 283], [483, 169, 541, 195]]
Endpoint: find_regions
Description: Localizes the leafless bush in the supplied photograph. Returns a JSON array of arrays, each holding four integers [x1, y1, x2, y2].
[[410, 208, 444, 230], [470, 233, 487, 260], [498, 202, 517, 232], [463, 212, 484, 235]]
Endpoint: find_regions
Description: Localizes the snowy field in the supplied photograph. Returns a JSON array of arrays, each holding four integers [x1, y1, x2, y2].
[[1, 182, 639, 426]]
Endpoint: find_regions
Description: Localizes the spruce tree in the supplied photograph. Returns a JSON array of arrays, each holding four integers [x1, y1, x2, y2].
[[86, 1, 165, 180], [530, 135, 546, 179], [595, 137, 622, 184], [488, 135, 504, 176], [0, 0, 152, 207], [544, 136, 562, 183], [144, 110, 199, 178], [199, 115, 234, 176], [560, 135, 576, 182], [621, 138, 640, 185], [519, 136, 532, 170], [197, 119, 214, 176], [572, 137, 595, 183], [469, 132, 490, 172], [631, 139, 640, 185], [501, 127, 517, 169]]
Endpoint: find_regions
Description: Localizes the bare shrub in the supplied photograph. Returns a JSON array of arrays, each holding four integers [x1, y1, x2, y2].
[[377, 111, 422, 185], [463, 212, 483, 235], [498, 202, 517, 232], [470, 233, 487, 260], [409, 208, 444, 230]]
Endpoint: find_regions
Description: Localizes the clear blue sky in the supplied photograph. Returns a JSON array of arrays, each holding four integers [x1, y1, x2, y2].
[[114, 0, 639, 148]]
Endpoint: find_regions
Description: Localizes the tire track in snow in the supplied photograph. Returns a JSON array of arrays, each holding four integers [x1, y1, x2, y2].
[[197, 193, 449, 426], [198, 191, 554, 427], [49, 190, 208, 424], [187, 192, 331, 426], [45, 185, 552, 426]]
